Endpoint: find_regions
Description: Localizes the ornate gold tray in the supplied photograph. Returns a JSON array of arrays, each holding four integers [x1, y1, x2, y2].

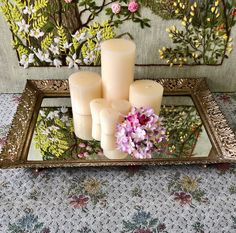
[[1, 78, 236, 168]]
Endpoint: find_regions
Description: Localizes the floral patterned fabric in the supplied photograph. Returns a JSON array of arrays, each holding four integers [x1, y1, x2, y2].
[[0, 93, 236, 233]]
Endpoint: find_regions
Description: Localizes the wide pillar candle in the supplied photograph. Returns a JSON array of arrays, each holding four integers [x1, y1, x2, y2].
[[73, 113, 93, 140], [101, 39, 136, 101], [129, 80, 164, 115], [69, 71, 102, 115]]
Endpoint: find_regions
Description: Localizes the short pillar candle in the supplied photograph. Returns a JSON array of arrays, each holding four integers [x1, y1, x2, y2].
[[69, 71, 102, 115], [111, 99, 131, 116], [101, 134, 117, 151], [101, 39, 136, 101], [90, 98, 110, 141], [100, 108, 121, 135], [103, 150, 128, 160], [129, 80, 164, 115], [73, 113, 93, 140]]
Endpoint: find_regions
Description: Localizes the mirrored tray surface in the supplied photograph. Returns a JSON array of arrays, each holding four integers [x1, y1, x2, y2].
[[1, 78, 236, 168]]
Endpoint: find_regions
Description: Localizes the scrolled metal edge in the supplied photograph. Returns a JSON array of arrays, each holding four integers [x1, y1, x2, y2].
[[0, 84, 39, 166], [195, 81, 236, 160]]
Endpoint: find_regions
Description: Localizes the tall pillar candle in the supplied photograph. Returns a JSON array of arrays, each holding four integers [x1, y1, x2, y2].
[[101, 39, 136, 101], [69, 71, 102, 115], [90, 98, 110, 140], [129, 80, 164, 115], [73, 113, 93, 140]]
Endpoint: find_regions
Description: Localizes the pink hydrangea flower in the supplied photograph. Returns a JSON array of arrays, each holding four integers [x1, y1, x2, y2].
[[128, 0, 139, 13], [116, 107, 166, 159], [111, 2, 121, 14]]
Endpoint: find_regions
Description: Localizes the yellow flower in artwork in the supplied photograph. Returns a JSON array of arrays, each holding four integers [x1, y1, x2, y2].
[[190, 11, 195, 16], [194, 2, 197, 8], [180, 176, 198, 192], [223, 34, 228, 40], [175, 9, 179, 14], [211, 7, 216, 13], [215, 0, 219, 7], [83, 178, 101, 194], [207, 18, 211, 22], [182, 21, 187, 27]]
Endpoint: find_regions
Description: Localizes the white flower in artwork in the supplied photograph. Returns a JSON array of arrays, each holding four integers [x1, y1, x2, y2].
[[72, 31, 86, 42], [39, 110, 46, 117], [60, 107, 68, 113], [96, 31, 102, 41], [63, 42, 72, 49], [66, 53, 81, 69], [16, 19, 30, 33], [47, 111, 60, 119], [23, 5, 36, 15], [19, 53, 35, 69], [35, 49, 52, 63], [83, 51, 96, 65], [53, 58, 62, 68], [54, 37, 60, 44], [49, 44, 60, 55], [61, 115, 69, 123], [29, 29, 44, 39], [41, 128, 50, 136], [49, 125, 60, 131]]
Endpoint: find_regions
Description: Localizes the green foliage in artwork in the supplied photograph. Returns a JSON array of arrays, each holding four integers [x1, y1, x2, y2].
[[159, 0, 235, 65], [41, 32, 53, 51], [155, 106, 203, 158], [34, 0, 49, 12], [140, 0, 188, 20], [0, 0, 150, 68], [33, 15, 48, 30], [57, 25, 68, 52], [34, 108, 103, 160], [34, 106, 204, 161]]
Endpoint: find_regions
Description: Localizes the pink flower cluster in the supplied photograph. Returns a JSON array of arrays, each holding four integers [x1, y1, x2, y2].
[[116, 107, 166, 159], [111, 1, 139, 14]]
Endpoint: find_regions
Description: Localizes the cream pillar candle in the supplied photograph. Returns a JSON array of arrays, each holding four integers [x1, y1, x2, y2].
[[69, 71, 102, 115], [104, 150, 128, 160], [100, 108, 121, 135], [90, 98, 110, 124], [129, 80, 164, 115], [101, 134, 116, 151], [92, 123, 101, 141], [101, 39, 136, 101], [111, 99, 131, 115], [73, 113, 93, 140]]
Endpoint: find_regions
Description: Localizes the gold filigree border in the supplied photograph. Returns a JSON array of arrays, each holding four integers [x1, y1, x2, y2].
[[0, 78, 235, 168]]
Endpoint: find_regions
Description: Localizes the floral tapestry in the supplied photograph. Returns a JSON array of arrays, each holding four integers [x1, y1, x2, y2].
[[0, 0, 235, 68]]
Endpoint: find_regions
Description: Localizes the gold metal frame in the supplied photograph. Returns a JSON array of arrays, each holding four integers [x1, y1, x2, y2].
[[1, 78, 236, 168]]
